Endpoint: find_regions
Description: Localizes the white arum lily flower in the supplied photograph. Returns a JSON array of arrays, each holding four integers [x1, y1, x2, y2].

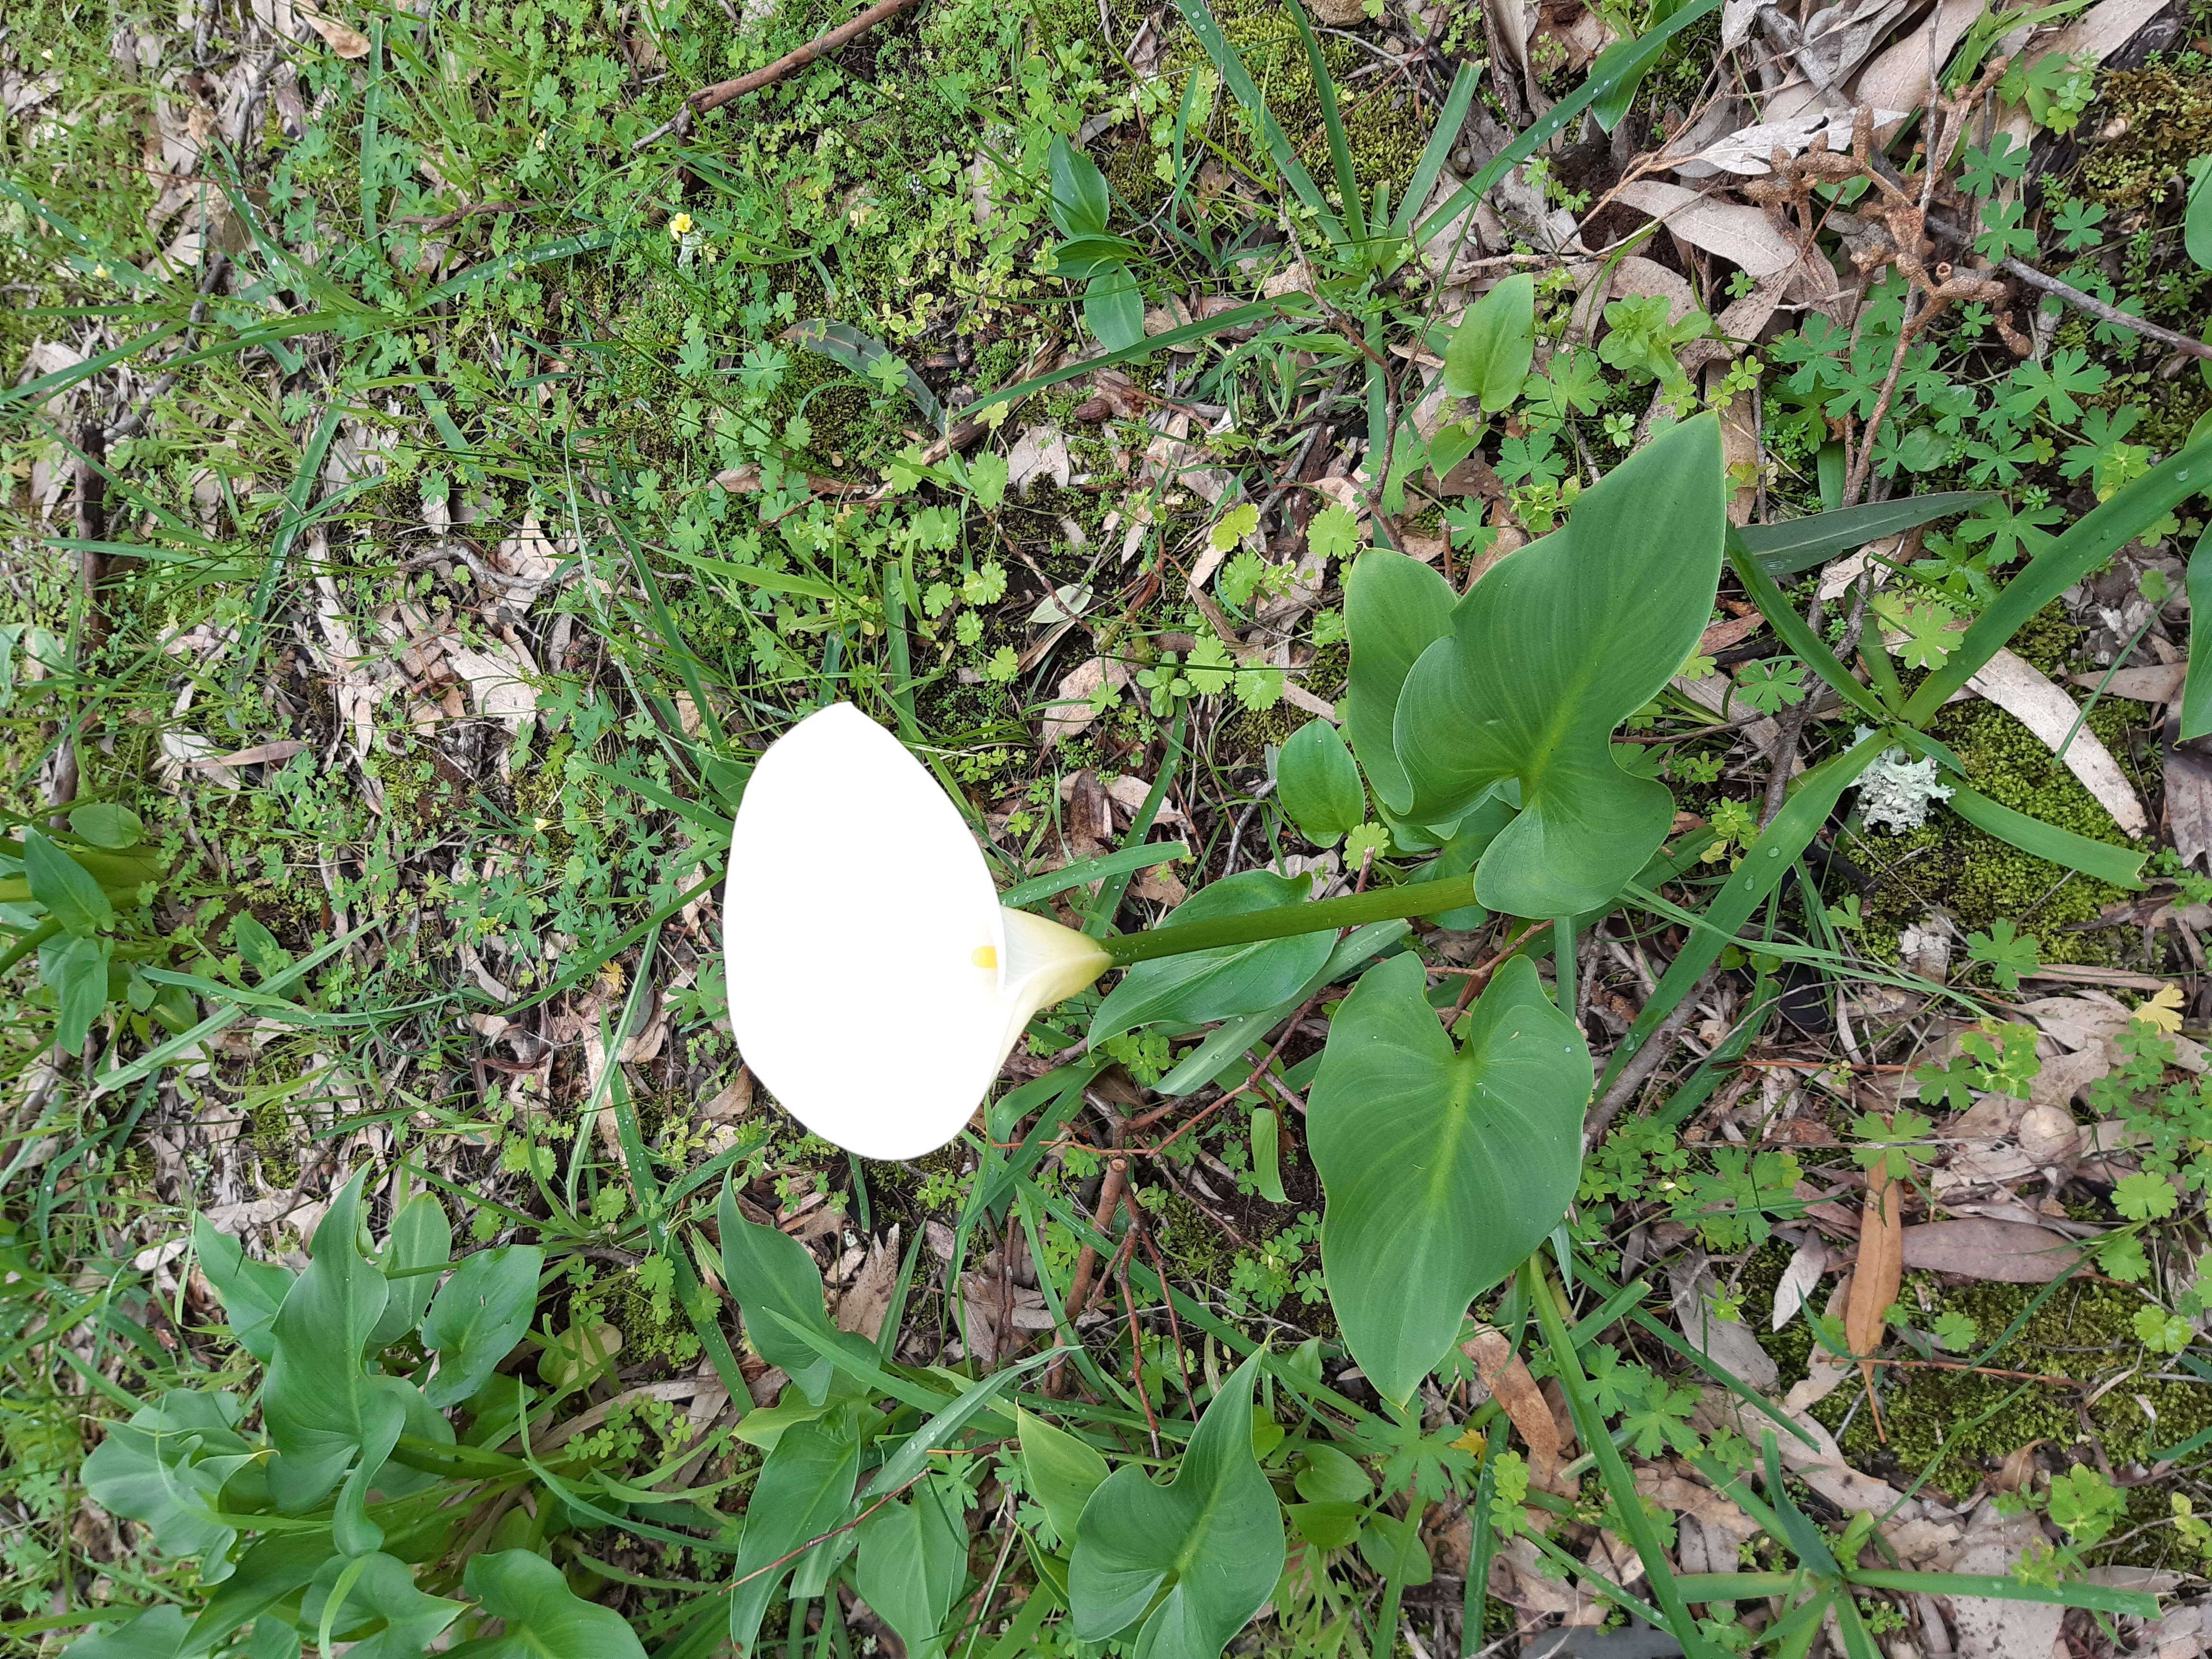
[[724, 703, 1111, 1159]]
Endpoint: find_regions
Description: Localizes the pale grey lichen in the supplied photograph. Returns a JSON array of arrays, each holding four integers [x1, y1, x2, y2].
[[1855, 730, 1954, 834]]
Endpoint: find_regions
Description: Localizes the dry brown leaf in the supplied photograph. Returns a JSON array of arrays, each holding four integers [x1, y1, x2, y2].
[[1782, 1274, 1853, 1412], [299, 8, 372, 55], [1673, 107, 1909, 178], [1965, 647, 2147, 836], [835, 1228, 900, 1341], [1899, 1218, 2088, 1283], [2167, 730, 2212, 869], [1612, 180, 1803, 277], [1670, 1258, 1779, 1391], [2068, 662, 2188, 702], [702, 1069, 754, 1121], [1952, 1503, 2065, 1659], [1853, 0, 1988, 140], [1846, 1160, 1903, 1393], [1041, 656, 1130, 748], [1463, 1326, 1563, 1484]]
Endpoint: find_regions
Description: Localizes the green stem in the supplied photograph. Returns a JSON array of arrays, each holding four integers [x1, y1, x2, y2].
[[0, 918, 62, 980], [1095, 873, 1478, 965]]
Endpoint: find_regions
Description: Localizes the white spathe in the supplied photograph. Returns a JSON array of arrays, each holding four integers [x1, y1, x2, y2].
[[723, 703, 1110, 1159]]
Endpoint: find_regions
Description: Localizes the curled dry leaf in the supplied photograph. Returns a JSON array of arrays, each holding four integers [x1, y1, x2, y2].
[[298, 7, 373, 56], [1673, 108, 1909, 178], [1769, 1234, 1827, 1330], [1845, 1159, 1903, 1390], [1965, 647, 2148, 836], [1462, 1325, 1563, 1486]]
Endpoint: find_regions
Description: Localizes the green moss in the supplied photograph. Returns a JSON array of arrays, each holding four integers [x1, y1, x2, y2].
[[1161, 2, 1429, 204], [2076, 68, 2212, 214], [1736, 1250, 2212, 1566], [1857, 656, 2150, 961]]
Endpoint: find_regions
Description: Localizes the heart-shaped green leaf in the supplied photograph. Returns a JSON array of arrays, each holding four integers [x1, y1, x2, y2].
[[729, 1420, 861, 1653], [1019, 1407, 1110, 1547], [1393, 412, 1724, 914], [1310, 953, 1588, 1406], [717, 1182, 874, 1406], [307, 1554, 464, 1659], [191, 1217, 295, 1363], [1342, 549, 1456, 816], [82, 1391, 254, 1566], [421, 1244, 542, 1409], [1275, 719, 1365, 846], [855, 1479, 970, 1659], [368, 1191, 450, 1349], [1090, 871, 1331, 1044], [464, 1551, 646, 1659], [1441, 274, 1535, 412], [262, 1166, 417, 1554], [1070, 1351, 1283, 1659]]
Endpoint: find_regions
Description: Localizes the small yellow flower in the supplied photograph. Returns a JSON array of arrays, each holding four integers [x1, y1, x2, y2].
[[668, 212, 694, 238]]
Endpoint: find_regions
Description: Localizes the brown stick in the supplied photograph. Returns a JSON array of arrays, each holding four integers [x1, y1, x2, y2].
[[636, 0, 925, 146], [1044, 1155, 1129, 1397]]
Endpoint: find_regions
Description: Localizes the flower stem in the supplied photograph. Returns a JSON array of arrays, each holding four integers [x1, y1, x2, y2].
[[1096, 874, 1479, 965]]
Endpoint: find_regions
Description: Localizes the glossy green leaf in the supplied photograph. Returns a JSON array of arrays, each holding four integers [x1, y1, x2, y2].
[[1085, 268, 1146, 352], [261, 1166, 417, 1554], [43, 932, 112, 1056], [1050, 232, 1141, 279], [1250, 1107, 1287, 1202], [1070, 1351, 1284, 1658], [306, 1554, 464, 1659], [180, 1535, 332, 1658], [1359, 1514, 1433, 1586], [68, 803, 146, 850], [82, 1391, 254, 1569], [192, 1217, 295, 1362], [1310, 953, 1587, 1405], [368, 1192, 450, 1350], [1019, 1407, 1110, 1547], [717, 1182, 874, 1406], [1090, 871, 1333, 1044], [25, 830, 113, 935], [1342, 549, 1456, 815], [1394, 413, 1726, 914], [856, 1479, 969, 1659], [462, 1550, 645, 1659], [421, 1245, 542, 1409], [1441, 275, 1535, 411], [1275, 719, 1365, 846], [1945, 781, 2147, 890], [1734, 492, 1996, 579], [64, 1608, 191, 1659], [729, 1420, 861, 1653], [1048, 135, 1112, 238]]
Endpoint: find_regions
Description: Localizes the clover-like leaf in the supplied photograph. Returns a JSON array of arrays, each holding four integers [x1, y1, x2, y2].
[[1309, 953, 1588, 1406], [1391, 412, 1725, 914], [1070, 1352, 1283, 1659]]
